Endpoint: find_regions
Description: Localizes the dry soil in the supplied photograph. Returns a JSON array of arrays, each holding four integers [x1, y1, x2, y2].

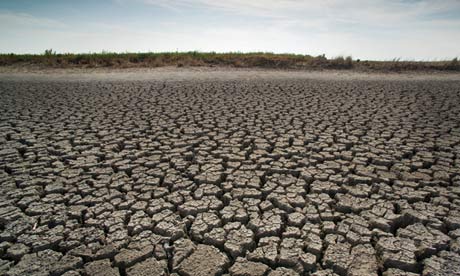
[[0, 68, 460, 276]]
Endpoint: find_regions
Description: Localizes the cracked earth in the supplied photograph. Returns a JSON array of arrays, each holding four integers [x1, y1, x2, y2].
[[1, 71, 460, 276]]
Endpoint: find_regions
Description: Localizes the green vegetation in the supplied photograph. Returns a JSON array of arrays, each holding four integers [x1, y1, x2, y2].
[[0, 50, 459, 71]]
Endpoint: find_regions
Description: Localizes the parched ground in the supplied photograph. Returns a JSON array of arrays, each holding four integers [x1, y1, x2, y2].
[[0, 70, 460, 276]]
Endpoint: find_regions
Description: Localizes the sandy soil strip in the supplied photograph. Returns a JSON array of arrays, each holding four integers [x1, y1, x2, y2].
[[1, 66, 460, 82]]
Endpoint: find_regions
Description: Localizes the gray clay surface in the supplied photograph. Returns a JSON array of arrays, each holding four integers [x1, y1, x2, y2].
[[0, 74, 460, 275]]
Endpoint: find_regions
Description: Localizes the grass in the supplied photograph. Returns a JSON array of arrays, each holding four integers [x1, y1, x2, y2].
[[0, 50, 459, 72]]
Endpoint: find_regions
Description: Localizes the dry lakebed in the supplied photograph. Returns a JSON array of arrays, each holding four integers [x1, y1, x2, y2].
[[0, 68, 459, 276]]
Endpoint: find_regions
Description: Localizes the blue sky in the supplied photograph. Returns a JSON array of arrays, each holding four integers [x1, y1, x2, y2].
[[0, 0, 459, 60]]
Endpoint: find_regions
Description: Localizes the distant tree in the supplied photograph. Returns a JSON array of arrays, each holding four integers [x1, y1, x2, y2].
[[44, 49, 55, 56], [448, 57, 459, 70], [345, 56, 353, 67]]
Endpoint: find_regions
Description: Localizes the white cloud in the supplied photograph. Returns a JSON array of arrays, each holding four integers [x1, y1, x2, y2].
[[139, 0, 460, 25], [0, 10, 67, 29]]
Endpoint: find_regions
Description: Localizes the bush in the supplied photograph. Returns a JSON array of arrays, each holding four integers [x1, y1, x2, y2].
[[44, 49, 55, 56], [447, 58, 459, 70]]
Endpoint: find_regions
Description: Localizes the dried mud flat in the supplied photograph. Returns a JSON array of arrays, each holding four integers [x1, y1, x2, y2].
[[0, 69, 460, 276]]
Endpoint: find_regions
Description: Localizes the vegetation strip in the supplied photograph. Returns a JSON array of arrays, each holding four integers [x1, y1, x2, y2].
[[1, 51, 459, 71]]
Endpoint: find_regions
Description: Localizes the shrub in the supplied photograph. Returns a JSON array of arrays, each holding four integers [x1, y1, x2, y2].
[[44, 49, 55, 56], [446, 58, 459, 70]]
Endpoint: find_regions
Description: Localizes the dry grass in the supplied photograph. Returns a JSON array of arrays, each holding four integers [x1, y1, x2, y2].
[[0, 51, 458, 72]]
